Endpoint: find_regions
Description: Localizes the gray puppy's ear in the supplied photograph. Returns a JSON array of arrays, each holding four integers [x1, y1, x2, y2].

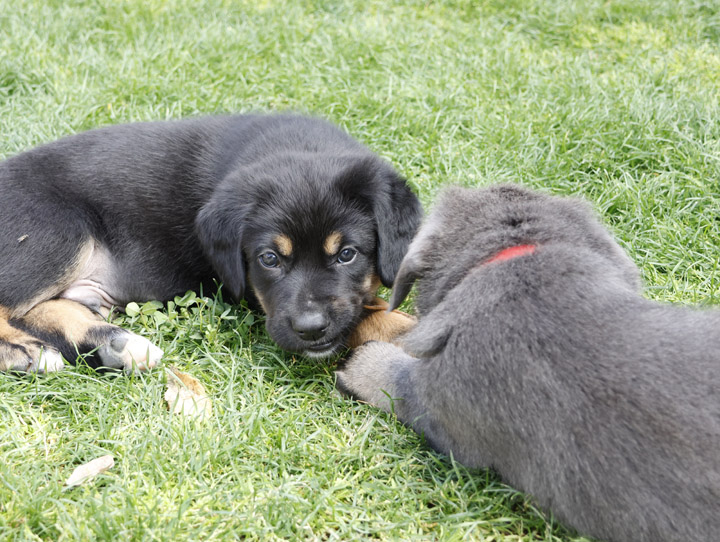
[[388, 212, 441, 310], [388, 251, 423, 311]]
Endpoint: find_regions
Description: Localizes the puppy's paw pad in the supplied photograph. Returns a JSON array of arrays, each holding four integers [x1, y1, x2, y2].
[[98, 332, 163, 372]]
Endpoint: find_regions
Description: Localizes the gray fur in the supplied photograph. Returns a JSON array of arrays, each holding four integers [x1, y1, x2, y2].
[[336, 184, 720, 542]]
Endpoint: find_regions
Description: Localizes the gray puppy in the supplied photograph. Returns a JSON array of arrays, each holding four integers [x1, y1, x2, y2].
[[336, 184, 720, 542]]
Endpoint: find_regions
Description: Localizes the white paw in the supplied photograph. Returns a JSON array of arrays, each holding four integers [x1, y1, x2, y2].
[[98, 332, 163, 373], [26, 348, 65, 373]]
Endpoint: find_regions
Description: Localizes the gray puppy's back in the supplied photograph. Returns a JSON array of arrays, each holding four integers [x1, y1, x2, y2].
[[337, 184, 720, 542]]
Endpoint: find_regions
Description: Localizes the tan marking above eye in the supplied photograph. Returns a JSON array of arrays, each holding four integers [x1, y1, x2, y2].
[[274, 234, 293, 257], [323, 231, 343, 256]]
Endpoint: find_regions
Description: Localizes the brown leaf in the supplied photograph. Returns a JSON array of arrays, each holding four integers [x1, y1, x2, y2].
[[164, 367, 213, 420]]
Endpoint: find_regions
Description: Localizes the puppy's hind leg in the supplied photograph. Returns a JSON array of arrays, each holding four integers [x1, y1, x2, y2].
[[12, 299, 163, 373]]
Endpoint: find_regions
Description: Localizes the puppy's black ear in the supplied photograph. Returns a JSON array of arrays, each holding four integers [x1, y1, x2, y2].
[[336, 158, 423, 288], [195, 178, 251, 301], [374, 169, 423, 287]]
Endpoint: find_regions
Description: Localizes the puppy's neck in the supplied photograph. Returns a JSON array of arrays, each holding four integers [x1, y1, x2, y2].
[[483, 244, 537, 265]]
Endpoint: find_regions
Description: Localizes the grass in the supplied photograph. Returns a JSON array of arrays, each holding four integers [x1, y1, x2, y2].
[[1, 0, 719, 540]]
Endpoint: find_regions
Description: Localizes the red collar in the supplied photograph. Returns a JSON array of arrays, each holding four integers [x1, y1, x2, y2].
[[484, 244, 537, 265]]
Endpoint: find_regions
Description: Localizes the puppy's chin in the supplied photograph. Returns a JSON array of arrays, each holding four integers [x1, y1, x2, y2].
[[302, 343, 342, 359], [299, 335, 347, 359], [265, 327, 346, 359]]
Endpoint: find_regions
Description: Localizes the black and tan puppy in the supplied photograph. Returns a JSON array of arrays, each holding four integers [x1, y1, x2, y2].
[[337, 184, 720, 542], [0, 114, 422, 372]]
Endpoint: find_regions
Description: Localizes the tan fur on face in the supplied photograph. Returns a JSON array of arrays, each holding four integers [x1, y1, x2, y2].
[[358, 273, 382, 305], [323, 231, 343, 256], [362, 274, 381, 294], [254, 290, 270, 315], [274, 234, 293, 257]]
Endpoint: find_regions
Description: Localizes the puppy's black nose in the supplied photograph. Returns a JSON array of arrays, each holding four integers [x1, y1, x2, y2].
[[292, 312, 329, 342]]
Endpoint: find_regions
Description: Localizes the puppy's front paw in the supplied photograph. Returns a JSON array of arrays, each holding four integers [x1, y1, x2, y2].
[[98, 331, 163, 373], [336, 341, 410, 412]]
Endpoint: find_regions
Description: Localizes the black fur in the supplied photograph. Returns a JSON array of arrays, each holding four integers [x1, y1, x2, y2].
[[0, 114, 422, 366]]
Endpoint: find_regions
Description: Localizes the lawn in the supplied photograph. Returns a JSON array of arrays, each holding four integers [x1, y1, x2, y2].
[[1, 0, 719, 540]]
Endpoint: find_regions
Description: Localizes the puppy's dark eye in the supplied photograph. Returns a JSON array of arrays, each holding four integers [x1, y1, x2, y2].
[[259, 251, 279, 268], [337, 247, 357, 265]]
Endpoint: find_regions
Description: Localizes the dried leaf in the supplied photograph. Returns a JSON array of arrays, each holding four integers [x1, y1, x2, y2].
[[64, 454, 114, 488], [164, 367, 213, 420]]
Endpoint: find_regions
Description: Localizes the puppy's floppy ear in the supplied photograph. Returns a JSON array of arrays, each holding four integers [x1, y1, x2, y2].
[[337, 158, 423, 288], [373, 169, 423, 287], [388, 250, 423, 311], [195, 176, 252, 301]]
